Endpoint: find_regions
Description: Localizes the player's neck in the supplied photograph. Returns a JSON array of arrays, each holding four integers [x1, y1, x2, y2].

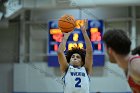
[[114, 54, 130, 71], [72, 65, 81, 68]]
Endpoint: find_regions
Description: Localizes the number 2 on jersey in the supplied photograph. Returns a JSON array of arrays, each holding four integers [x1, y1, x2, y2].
[[75, 77, 81, 87]]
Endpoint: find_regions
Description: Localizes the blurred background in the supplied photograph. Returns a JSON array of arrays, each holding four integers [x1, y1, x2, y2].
[[0, 0, 140, 93]]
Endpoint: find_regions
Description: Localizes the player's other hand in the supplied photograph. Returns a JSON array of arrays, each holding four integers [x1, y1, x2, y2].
[[79, 19, 88, 32]]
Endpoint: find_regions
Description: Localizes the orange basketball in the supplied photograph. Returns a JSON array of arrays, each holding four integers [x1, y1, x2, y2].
[[58, 14, 76, 33]]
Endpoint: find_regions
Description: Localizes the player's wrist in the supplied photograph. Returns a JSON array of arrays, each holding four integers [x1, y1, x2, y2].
[[63, 37, 68, 41]]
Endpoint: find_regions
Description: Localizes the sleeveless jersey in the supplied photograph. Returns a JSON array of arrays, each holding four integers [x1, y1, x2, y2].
[[62, 65, 90, 93], [128, 56, 140, 93]]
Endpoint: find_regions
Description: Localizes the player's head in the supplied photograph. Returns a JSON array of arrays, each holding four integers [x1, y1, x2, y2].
[[65, 47, 86, 67], [131, 46, 140, 55], [103, 29, 131, 63]]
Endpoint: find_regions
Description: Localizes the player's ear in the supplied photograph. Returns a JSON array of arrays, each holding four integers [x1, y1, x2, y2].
[[104, 44, 108, 50], [109, 47, 117, 56], [108, 47, 113, 55]]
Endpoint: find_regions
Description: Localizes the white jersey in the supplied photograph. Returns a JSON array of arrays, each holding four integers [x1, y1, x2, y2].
[[62, 65, 90, 93]]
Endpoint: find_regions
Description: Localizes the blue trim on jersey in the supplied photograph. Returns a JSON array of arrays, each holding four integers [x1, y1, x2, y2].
[[61, 65, 70, 86], [88, 75, 91, 82]]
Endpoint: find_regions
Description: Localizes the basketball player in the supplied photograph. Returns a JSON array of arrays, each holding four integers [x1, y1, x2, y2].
[[57, 20, 93, 93], [132, 46, 140, 55], [103, 29, 140, 93]]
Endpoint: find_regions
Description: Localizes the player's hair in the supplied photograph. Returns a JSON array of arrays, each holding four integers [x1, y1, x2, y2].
[[103, 29, 131, 55], [131, 46, 140, 55], [65, 47, 86, 66]]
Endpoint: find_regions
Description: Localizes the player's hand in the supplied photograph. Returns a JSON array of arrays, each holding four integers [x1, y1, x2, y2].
[[79, 19, 88, 32], [63, 31, 72, 39]]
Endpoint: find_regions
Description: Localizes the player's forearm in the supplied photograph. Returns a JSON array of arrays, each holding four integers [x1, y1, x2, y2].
[[82, 31, 93, 52], [58, 32, 71, 53], [58, 37, 68, 52]]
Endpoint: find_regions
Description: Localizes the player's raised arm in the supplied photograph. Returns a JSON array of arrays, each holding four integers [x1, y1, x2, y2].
[[79, 20, 93, 75], [57, 32, 71, 73]]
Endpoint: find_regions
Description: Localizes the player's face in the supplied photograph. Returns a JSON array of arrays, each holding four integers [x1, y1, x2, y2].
[[70, 53, 83, 67]]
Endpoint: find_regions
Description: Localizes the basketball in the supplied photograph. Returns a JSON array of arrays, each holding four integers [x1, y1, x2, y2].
[[58, 14, 76, 33]]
